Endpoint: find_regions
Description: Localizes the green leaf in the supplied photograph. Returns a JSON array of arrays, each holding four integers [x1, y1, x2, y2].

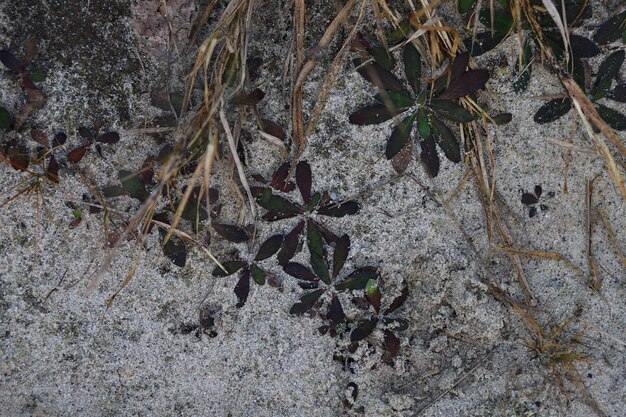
[[479, 8, 513, 34], [349, 103, 405, 125], [290, 289, 325, 315], [403, 43, 421, 94], [374, 90, 414, 108], [388, 19, 411, 44], [386, 112, 416, 159], [335, 267, 378, 291], [370, 46, 395, 70], [365, 279, 378, 296], [29, 70, 47, 82], [256, 189, 303, 213], [491, 113, 513, 125], [429, 99, 475, 122], [596, 104, 626, 131], [417, 107, 430, 138], [513, 39, 532, 93], [592, 50, 624, 101], [533, 99, 571, 124], [431, 117, 461, 163], [593, 11, 626, 46], [250, 263, 266, 285], [119, 170, 149, 202], [0, 107, 10, 130], [458, 0, 475, 14], [307, 220, 330, 284]]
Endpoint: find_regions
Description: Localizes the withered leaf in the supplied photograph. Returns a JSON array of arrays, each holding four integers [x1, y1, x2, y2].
[[22, 37, 39, 66], [260, 119, 287, 141], [15, 86, 44, 130], [255, 234, 284, 261], [391, 134, 414, 175], [31, 129, 48, 147], [350, 318, 378, 342], [46, 154, 59, 183], [438, 69, 489, 99], [384, 330, 400, 358], [212, 223, 249, 243]]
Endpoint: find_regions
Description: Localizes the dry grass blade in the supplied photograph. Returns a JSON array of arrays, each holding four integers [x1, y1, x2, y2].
[[597, 207, 626, 269], [496, 245, 584, 276], [585, 179, 601, 290]]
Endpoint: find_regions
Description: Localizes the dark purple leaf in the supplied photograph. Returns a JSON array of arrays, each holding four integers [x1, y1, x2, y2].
[[52, 132, 67, 147], [284, 262, 319, 281], [350, 318, 378, 342], [96, 131, 120, 144], [78, 127, 95, 138], [534, 185, 543, 198], [101, 185, 128, 198], [391, 134, 414, 175], [353, 58, 404, 91], [450, 52, 470, 81], [277, 221, 305, 265], [385, 286, 409, 314], [162, 236, 187, 267], [46, 154, 59, 183], [212, 223, 249, 243], [234, 269, 251, 307], [596, 104, 626, 131], [464, 32, 507, 56], [439, 69, 489, 99], [290, 289, 325, 315], [431, 117, 461, 163], [328, 295, 346, 324], [230, 88, 265, 105], [569, 35, 600, 58], [592, 50, 625, 101], [67, 145, 89, 163], [0, 50, 22, 72], [533, 98, 571, 124], [307, 220, 330, 284], [270, 162, 296, 192], [403, 43, 421, 94], [419, 136, 440, 178], [317, 201, 360, 217], [386, 112, 416, 160], [255, 234, 284, 261], [608, 83, 626, 103], [492, 113, 513, 125], [529, 206, 538, 217], [212, 260, 247, 277], [261, 119, 287, 140], [335, 266, 378, 291], [296, 161, 312, 204], [384, 330, 400, 358], [370, 46, 395, 70], [429, 99, 475, 123], [348, 103, 404, 126], [261, 211, 299, 221], [333, 234, 350, 279], [593, 11, 626, 45]]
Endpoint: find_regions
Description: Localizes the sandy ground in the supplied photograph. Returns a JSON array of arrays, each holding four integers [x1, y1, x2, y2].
[[1, 1, 625, 416]]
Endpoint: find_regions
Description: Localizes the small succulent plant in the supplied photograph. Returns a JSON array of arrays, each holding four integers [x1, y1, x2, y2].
[[348, 38, 495, 176], [252, 160, 360, 265], [212, 232, 284, 307]]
